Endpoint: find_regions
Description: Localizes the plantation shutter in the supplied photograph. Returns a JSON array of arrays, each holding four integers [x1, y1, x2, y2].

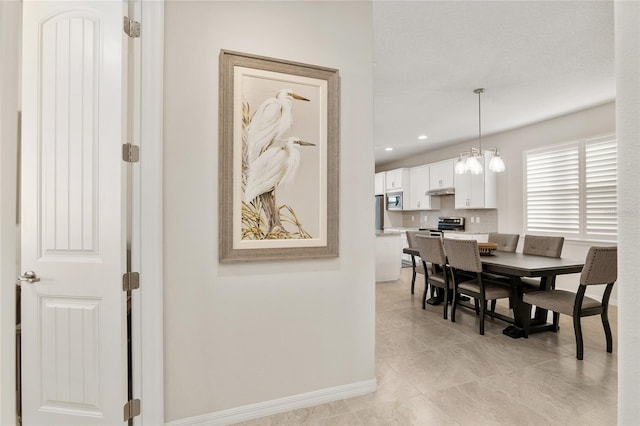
[[525, 145, 580, 236], [585, 138, 617, 239]]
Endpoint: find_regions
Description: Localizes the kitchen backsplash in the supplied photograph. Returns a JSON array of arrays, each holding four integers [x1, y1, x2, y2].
[[385, 194, 498, 233]]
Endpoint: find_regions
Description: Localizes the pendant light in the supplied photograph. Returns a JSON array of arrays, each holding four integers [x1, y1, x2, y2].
[[489, 149, 506, 172], [455, 88, 506, 174]]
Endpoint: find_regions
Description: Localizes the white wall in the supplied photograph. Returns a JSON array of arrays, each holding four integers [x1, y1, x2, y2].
[[163, 1, 375, 422], [615, 1, 640, 422], [0, 2, 20, 424]]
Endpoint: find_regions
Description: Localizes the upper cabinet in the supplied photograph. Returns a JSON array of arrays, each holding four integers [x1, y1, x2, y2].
[[374, 172, 385, 195], [385, 168, 409, 192], [429, 159, 455, 189], [408, 165, 440, 210], [454, 152, 497, 209]]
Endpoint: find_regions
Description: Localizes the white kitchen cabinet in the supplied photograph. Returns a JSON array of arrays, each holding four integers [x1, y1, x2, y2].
[[429, 159, 455, 189], [375, 232, 401, 282], [454, 152, 497, 209], [374, 172, 385, 195], [385, 168, 409, 192], [408, 165, 440, 210], [384, 227, 413, 263]]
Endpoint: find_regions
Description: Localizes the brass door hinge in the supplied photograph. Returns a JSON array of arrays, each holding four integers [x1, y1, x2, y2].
[[123, 17, 140, 38], [122, 143, 140, 163], [123, 272, 140, 291], [123, 399, 141, 421]]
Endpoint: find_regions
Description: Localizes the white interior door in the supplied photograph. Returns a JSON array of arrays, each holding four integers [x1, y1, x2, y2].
[[20, 1, 128, 424]]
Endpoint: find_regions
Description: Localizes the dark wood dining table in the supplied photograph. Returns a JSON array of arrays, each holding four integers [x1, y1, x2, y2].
[[403, 247, 585, 338]]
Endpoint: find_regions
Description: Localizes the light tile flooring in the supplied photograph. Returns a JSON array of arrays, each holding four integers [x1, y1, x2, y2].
[[237, 267, 617, 425]]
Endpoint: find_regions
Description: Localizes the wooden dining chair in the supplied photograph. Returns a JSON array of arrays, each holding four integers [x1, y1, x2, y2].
[[520, 235, 565, 293], [487, 232, 520, 312], [488, 232, 519, 253], [444, 238, 513, 335], [406, 231, 430, 295], [415, 235, 451, 319], [523, 246, 617, 360], [405, 231, 421, 294]]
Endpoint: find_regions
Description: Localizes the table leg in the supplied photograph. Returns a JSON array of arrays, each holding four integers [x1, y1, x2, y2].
[[502, 276, 526, 338], [503, 275, 558, 338]]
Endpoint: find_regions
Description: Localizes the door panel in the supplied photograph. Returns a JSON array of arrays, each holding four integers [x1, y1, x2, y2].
[[21, 1, 127, 424], [40, 12, 99, 257], [40, 297, 100, 415]]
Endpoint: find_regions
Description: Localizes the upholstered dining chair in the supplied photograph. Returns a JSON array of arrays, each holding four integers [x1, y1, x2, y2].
[[487, 233, 520, 313], [488, 232, 520, 253], [406, 231, 429, 295], [415, 235, 451, 319], [444, 238, 513, 335], [520, 235, 565, 293], [523, 246, 617, 360]]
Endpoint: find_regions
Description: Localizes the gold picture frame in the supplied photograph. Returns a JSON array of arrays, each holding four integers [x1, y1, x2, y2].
[[219, 50, 340, 262]]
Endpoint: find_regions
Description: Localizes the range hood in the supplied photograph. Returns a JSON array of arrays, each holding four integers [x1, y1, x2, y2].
[[425, 187, 455, 196]]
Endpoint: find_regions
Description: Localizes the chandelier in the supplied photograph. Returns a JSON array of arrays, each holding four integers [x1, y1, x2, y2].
[[455, 88, 505, 174]]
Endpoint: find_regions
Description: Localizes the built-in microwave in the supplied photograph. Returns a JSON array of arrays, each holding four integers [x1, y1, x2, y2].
[[387, 192, 403, 210]]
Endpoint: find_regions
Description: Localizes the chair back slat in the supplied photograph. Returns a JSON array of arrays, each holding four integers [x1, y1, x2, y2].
[[488, 232, 519, 252], [443, 238, 483, 273], [580, 246, 617, 286], [415, 235, 447, 265], [523, 235, 564, 258]]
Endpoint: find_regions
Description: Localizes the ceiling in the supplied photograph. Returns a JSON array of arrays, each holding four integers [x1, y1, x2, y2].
[[373, 1, 615, 166]]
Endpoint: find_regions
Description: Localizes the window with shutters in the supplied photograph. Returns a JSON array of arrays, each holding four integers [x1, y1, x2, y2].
[[524, 135, 617, 242]]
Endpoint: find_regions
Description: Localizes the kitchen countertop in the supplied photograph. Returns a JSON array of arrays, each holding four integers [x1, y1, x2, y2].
[[376, 230, 403, 236], [381, 227, 418, 232]]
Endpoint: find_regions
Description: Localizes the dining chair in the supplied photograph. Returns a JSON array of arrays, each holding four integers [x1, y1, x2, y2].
[[520, 235, 565, 293], [406, 231, 430, 295], [444, 238, 513, 335], [415, 235, 451, 319], [523, 246, 617, 360], [487, 232, 520, 312], [488, 232, 520, 253]]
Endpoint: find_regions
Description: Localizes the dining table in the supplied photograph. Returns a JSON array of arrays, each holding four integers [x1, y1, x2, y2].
[[403, 247, 585, 338]]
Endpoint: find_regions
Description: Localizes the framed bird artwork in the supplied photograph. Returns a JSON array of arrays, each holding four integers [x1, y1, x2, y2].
[[218, 50, 340, 262]]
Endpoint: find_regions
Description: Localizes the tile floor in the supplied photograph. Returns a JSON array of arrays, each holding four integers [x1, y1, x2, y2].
[[237, 267, 617, 425]]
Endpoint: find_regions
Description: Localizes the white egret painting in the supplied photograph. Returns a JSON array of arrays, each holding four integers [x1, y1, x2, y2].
[[241, 88, 316, 240], [219, 50, 339, 262]]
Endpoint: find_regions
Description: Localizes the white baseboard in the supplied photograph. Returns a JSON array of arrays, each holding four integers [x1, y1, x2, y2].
[[166, 378, 377, 426]]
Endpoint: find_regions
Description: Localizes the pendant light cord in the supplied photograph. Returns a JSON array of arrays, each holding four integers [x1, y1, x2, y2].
[[476, 88, 483, 153]]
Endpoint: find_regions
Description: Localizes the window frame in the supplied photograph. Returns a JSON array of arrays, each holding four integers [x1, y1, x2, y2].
[[523, 134, 617, 243]]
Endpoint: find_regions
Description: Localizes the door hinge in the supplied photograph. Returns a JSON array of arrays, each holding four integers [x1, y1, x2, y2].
[[123, 272, 140, 291], [122, 143, 140, 163], [123, 16, 140, 38], [123, 398, 141, 421]]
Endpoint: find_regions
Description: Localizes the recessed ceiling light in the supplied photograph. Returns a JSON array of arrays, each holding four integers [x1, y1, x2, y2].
[[385, 147, 393, 151], [418, 135, 428, 140]]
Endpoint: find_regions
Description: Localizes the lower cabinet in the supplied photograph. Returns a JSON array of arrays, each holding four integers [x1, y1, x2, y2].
[[384, 228, 413, 263], [375, 232, 401, 282]]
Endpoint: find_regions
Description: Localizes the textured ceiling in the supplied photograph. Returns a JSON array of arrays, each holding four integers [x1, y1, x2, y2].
[[373, 1, 615, 166]]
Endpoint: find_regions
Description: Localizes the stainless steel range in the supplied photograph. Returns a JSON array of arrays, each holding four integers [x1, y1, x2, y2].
[[420, 217, 465, 237]]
